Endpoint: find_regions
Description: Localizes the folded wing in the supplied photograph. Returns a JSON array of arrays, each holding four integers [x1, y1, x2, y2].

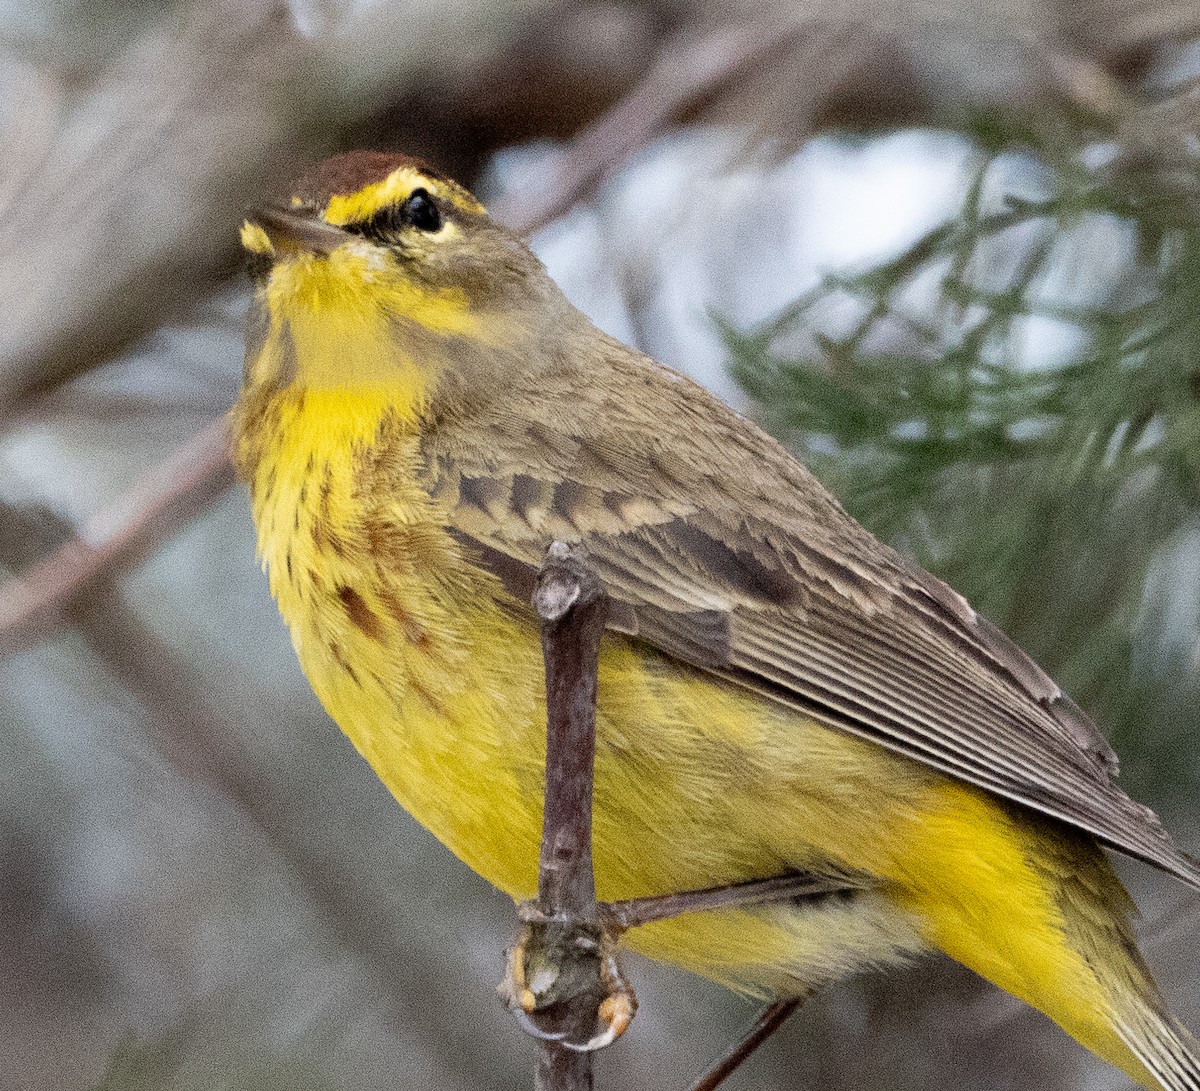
[[422, 350, 1200, 890]]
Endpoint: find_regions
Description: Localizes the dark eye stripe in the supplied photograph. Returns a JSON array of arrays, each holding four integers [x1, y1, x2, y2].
[[349, 205, 403, 240], [346, 187, 442, 240]]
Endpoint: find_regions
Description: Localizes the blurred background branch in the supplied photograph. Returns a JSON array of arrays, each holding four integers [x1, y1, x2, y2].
[[1, 1, 1199, 1089]]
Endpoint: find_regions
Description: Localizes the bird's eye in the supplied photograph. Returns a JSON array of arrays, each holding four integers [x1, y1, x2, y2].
[[402, 189, 441, 232]]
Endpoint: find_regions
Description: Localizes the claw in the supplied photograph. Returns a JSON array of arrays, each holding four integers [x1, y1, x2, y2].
[[497, 930, 538, 1014], [553, 920, 638, 1052], [513, 1008, 571, 1042], [560, 987, 638, 1052], [499, 910, 638, 1052]]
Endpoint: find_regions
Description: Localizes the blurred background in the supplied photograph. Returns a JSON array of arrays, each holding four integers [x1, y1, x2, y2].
[[1, 0, 1199, 1088]]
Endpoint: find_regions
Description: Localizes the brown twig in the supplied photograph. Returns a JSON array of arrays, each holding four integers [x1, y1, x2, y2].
[[492, 21, 799, 236], [533, 544, 608, 919], [604, 870, 862, 931], [684, 997, 805, 1091], [506, 542, 610, 1091]]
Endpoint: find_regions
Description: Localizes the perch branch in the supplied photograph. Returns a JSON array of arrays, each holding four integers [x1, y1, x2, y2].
[[500, 542, 612, 1091], [604, 870, 862, 931], [503, 545, 865, 1089]]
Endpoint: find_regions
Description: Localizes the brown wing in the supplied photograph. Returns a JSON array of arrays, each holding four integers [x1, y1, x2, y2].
[[422, 347, 1200, 890]]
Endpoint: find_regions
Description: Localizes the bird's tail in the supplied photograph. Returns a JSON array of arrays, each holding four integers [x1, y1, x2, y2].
[[954, 890, 1200, 1091], [1037, 833, 1200, 1091], [898, 783, 1199, 1091], [1110, 995, 1200, 1091]]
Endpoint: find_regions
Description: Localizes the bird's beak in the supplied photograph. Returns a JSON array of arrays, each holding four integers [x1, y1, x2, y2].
[[249, 204, 348, 256]]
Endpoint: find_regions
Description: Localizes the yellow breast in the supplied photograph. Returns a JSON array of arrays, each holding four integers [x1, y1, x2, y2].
[[242, 380, 929, 981], [240, 381, 542, 888]]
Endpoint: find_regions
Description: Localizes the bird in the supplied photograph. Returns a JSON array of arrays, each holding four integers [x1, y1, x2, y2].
[[231, 149, 1200, 1089]]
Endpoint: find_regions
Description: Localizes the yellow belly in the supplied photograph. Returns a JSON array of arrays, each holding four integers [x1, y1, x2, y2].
[[301, 579, 943, 992]]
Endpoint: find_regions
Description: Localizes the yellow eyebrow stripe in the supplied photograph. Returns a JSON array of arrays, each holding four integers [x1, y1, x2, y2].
[[323, 166, 486, 227]]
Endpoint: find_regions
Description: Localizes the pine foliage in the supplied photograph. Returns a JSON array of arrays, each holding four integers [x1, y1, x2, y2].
[[724, 117, 1200, 800]]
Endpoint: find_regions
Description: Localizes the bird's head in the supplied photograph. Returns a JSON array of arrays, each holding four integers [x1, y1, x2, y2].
[[240, 151, 569, 409]]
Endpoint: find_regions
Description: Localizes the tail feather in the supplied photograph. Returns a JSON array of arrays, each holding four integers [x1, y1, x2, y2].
[[903, 787, 1199, 1091], [1116, 1007, 1200, 1091]]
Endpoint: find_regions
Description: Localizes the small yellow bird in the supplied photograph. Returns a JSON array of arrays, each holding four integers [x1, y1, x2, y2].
[[232, 150, 1200, 1089]]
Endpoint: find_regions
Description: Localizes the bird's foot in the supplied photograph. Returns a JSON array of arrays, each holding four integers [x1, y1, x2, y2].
[[498, 901, 637, 1051]]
